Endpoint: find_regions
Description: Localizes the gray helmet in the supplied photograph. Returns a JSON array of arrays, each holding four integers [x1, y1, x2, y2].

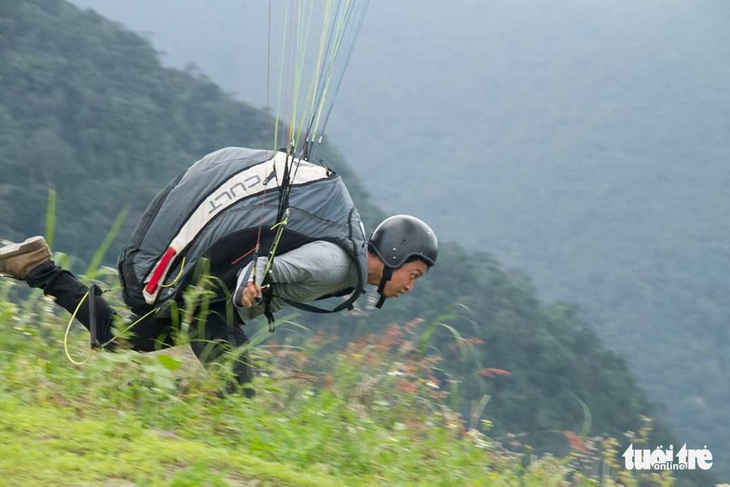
[[368, 215, 437, 308], [369, 215, 438, 268]]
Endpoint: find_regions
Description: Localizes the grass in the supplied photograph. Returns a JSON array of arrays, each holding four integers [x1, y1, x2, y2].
[[0, 396, 328, 487], [0, 270, 674, 486]]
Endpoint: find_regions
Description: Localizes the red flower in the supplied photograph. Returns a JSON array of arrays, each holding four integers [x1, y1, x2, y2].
[[395, 379, 419, 394], [479, 368, 511, 378], [563, 430, 586, 452]]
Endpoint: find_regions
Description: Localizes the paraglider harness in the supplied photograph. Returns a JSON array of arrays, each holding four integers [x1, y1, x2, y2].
[[242, 146, 362, 327], [116, 146, 368, 333]]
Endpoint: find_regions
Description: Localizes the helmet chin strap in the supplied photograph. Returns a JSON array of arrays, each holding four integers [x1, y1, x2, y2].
[[375, 266, 393, 308]]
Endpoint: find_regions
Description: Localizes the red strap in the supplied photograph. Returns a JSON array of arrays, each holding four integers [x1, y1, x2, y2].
[[144, 247, 177, 296]]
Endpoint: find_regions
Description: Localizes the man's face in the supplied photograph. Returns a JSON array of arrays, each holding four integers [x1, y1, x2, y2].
[[382, 260, 429, 298]]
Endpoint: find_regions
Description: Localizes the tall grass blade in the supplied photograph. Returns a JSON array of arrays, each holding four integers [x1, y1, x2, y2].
[[416, 312, 463, 356], [570, 393, 593, 437], [469, 393, 491, 430], [84, 206, 129, 280], [45, 187, 56, 251]]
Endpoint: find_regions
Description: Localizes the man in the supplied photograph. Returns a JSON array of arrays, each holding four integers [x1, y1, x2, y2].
[[0, 148, 437, 394], [236, 215, 436, 318]]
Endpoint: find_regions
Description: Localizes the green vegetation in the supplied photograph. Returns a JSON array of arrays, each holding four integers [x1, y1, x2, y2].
[[0, 275, 674, 486]]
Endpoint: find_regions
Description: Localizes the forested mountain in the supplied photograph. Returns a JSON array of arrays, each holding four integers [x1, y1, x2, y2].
[[0, 1, 718, 485]]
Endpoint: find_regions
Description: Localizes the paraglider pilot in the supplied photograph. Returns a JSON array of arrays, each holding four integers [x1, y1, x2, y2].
[[0, 147, 438, 397]]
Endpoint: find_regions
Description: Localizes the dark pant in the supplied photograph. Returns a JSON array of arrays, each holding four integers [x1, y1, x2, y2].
[[25, 261, 254, 393]]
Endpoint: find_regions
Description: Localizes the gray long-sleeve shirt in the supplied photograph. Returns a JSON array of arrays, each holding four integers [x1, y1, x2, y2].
[[234, 240, 360, 321]]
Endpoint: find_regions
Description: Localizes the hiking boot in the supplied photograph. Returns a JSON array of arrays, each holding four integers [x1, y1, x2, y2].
[[0, 236, 51, 280]]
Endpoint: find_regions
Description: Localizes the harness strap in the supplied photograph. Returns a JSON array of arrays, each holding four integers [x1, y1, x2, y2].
[[88, 284, 101, 349], [374, 266, 393, 309], [282, 291, 362, 314], [261, 288, 363, 333]]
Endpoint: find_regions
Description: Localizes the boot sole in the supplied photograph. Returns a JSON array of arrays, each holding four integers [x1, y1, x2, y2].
[[0, 236, 47, 261]]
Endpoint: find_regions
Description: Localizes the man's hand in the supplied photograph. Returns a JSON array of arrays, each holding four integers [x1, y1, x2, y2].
[[240, 281, 266, 307]]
